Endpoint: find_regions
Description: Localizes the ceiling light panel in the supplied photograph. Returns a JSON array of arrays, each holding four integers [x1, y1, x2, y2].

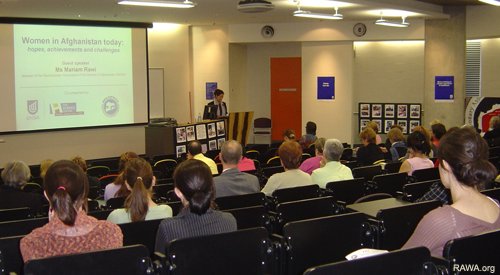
[[287, 0, 353, 8]]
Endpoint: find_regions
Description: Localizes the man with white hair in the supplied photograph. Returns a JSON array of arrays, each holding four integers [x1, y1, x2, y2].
[[311, 138, 353, 188]]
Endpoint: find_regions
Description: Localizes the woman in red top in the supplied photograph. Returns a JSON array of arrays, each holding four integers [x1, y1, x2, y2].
[[20, 160, 122, 262]]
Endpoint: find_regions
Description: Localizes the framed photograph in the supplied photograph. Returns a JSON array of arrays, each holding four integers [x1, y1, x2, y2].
[[186, 125, 195, 142], [371, 104, 382, 118], [216, 121, 225, 137], [384, 120, 395, 134], [360, 103, 370, 118], [208, 140, 217, 151], [207, 123, 216, 139], [176, 145, 186, 158], [410, 120, 421, 132], [360, 119, 370, 132], [201, 143, 208, 153], [384, 104, 395, 118], [176, 127, 186, 143], [217, 137, 226, 149], [397, 120, 408, 134], [410, 104, 421, 119], [373, 119, 382, 133], [195, 124, 207, 140], [397, 104, 408, 119]]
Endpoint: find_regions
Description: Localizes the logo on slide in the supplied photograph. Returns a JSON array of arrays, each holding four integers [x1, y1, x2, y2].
[[102, 96, 119, 117], [27, 100, 38, 115]]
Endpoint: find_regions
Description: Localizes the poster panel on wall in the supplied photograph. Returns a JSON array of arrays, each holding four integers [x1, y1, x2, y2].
[[317, 76, 335, 100], [435, 76, 454, 101], [206, 82, 217, 100]]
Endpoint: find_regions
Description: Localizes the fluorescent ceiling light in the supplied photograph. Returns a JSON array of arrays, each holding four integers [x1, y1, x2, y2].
[[117, 0, 196, 8], [293, 7, 343, 20], [478, 0, 500, 5], [375, 16, 409, 28]]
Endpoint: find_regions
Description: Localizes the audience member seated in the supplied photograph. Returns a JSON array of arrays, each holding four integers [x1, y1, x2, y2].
[[154, 159, 236, 254], [71, 156, 99, 188], [399, 131, 434, 176], [356, 128, 384, 166], [430, 122, 447, 158], [214, 140, 260, 198], [283, 128, 297, 142], [261, 141, 313, 196], [402, 127, 500, 257], [20, 160, 122, 262], [412, 125, 433, 157], [311, 139, 353, 188], [298, 121, 318, 150], [300, 137, 326, 175], [237, 148, 256, 172], [107, 158, 172, 224], [39, 159, 54, 180], [387, 127, 406, 162], [0, 160, 44, 211], [187, 140, 218, 175], [366, 120, 383, 145], [483, 115, 500, 140], [104, 152, 138, 201]]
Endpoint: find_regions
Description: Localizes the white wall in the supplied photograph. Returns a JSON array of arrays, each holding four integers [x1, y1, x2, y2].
[[481, 38, 500, 97], [467, 6, 500, 39], [302, 41, 354, 143]]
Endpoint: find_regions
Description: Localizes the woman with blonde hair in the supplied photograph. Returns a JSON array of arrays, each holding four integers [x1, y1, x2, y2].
[[107, 158, 172, 224]]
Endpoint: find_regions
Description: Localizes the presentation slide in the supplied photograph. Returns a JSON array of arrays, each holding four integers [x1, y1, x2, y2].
[[0, 20, 149, 133]]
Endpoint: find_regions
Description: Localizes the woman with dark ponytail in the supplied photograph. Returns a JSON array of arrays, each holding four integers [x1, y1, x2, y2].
[[403, 127, 500, 257], [399, 131, 434, 175], [155, 159, 236, 254], [107, 158, 172, 224], [20, 160, 122, 262]]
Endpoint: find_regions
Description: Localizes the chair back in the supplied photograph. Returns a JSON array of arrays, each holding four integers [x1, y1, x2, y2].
[[24, 245, 151, 275], [22, 182, 43, 194], [167, 227, 272, 275], [244, 150, 260, 160], [152, 183, 174, 201], [215, 192, 267, 210], [283, 212, 369, 275], [383, 161, 403, 174], [261, 147, 278, 164], [224, 205, 270, 231], [352, 165, 383, 181], [265, 155, 280, 167], [261, 166, 284, 179], [86, 165, 111, 178], [272, 184, 320, 205], [411, 167, 440, 182], [325, 178, 366, 204], [98, 174, 118, 189], [340, 148, 353, 161], [372, 172, 408, 197], [402, 179, 439, 202], [0, 217, 48, 238], [106, 197, 126, 209], [354, 193, 392, 204], [274, 196, 341, 234], [303, 247, 431, 275], [376, 200, 442, 250], [481, 187, 500, 202], [119, 219, 163, 256], [88, 209, 113, 220], [443, 229, 500, 275], [153, 159, 177, 180], [0, 235, 24, 275], [0, 207, 31, 222]]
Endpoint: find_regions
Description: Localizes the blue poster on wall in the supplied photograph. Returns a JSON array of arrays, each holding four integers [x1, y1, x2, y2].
[[435, 76, 454, 100], [206, 82, 217, 100], [317, 76, 335, 100]]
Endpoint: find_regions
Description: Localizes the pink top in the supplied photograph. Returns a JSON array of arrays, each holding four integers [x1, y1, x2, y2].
[[403, 204, 500, 257], [238, 157, 256, 172], [406, 157, 434, 176], [299, 156, 322, 175]]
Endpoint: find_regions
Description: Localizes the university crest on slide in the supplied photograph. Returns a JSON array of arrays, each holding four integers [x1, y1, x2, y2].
[[27, 100, 38, 115], [102, 96, 119, 117]]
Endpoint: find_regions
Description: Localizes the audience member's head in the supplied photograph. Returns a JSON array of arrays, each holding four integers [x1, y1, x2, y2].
[[323, 139, 344, 162], [118, 152, 139, 172], [412, 126, 432, 143], [71, 156, 88, 172], [220, 140, 242, 166], [305, 121, 317, 135], [44, 160, 89, 226], [429, 119, 441, 127], [123, 158, 155, 222], [490, 116, 500, 130], [1, 160, 31, 189], [214, 89, 224, 103], [431, 123, 447, 141], [278, 141, 303, 170], [366, 121, 379, 134], [406, 131, 431, 156], [390, 124, 404, 132], [387, 127, 405, 143], [173, 159, 214, 215], [314, 137, 326, 156], [439, 127, 497, 188], [283, 129, 296, 141], [359, 127, 377, 144], [40, 159, 54, 179], [187, 140, 202, 158]]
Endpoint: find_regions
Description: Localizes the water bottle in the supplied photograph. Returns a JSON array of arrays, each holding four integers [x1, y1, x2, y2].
[[197, 113, 202, 122]]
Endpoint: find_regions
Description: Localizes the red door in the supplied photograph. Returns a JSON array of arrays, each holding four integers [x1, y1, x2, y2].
[[270, 57, 302, 141]]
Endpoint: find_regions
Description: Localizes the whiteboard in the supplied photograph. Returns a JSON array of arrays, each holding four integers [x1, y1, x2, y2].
[[149, 68, 164, 118]]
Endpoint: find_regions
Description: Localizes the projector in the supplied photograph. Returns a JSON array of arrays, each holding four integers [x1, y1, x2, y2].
[[237, 0, 274, 13]]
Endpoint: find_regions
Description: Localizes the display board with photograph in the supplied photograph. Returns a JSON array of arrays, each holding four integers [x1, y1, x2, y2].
[[358, 103, 421, 134]]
